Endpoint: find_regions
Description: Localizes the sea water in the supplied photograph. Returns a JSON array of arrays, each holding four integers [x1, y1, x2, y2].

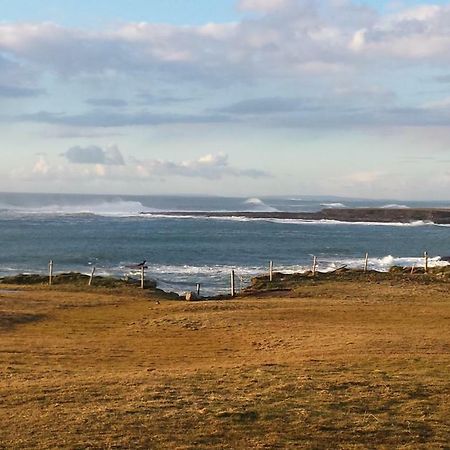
[[1, 192, 449, 295]]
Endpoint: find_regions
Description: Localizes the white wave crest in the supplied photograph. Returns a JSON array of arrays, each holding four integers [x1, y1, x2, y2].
[[381, 204, 410, 209], [320, 202, 346, 208], [299, 255, 449, 273], [242, 198, 278, 212], [1, 200, 149, 217], [2, 255, 448, 296], [137, 214, 440, 227]]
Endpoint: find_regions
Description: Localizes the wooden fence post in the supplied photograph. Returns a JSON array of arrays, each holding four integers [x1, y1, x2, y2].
[[230, 270, 235, 297], [269, 260, 273, 282], [196, 283, 201, 297], [364, 252, 369, 273], [141, 265, 145, 289], [424, 251, 429, 273], [312, 256, 317, 276], [48, 260, 53, 286], [88, 266, 96, 286]]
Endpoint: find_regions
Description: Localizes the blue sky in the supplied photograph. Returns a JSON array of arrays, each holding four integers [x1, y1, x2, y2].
[[2, 0, 450, 199], [2, 0, 449, 25], [0, 0, 241, 26], [2, 0, 450, 24]]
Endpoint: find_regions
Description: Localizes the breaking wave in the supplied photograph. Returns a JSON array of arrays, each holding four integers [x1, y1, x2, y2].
[[0, 200, 150, 217], [316, 255, 449, 272], [242, 198, 278, 212], [138, 214, 439, 227], [381, 204, 410, 209], [3, 256, 447, 296], [253, 255, 449, 277], [321, 202, 346, 208]]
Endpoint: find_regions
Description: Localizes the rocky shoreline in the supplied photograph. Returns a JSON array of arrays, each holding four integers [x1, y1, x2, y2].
[[141, 208, 450, 224]]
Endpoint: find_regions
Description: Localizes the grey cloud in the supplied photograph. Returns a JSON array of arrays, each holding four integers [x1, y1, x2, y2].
[[218, 97, 315, 114], [238, 0, 293, 13], [269, 107, 444, 128], [41, 128, 124, 139], [85, 98, 128, 107], [2, 2, 450, 133], [0, 1, 446, 94], [16, 98, 450, 130], [215, 90, 400, 127], [0, 2, 449, 87], [0, 2, 377, 85], [0, 84, 44, 98], [218, 88, 395, 117], [435, 75, 450, 83], [348, 6, 450, 63], [0, 54, 43, 95], [19, 110, 232, 128], [137, 93, 195, 105], [63, 145, 125, 165], [278, 106, 450, 128], [137, 153, 270, 179]]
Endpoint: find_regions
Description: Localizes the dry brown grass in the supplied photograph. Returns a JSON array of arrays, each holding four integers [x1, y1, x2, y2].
[[1, 280, 449, 449]]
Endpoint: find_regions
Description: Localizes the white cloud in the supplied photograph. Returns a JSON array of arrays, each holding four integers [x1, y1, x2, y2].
[[238, 0, 291, 13], [0, 1, 448, 89], [2, 1, 450, 135], [349, 4, 450, 61], [136, 153, 269, 179], [345, 170, 383, 184], [94, 164, 107, 177], [349, 28, 366, 51], [0, 2, 376, 85], [387, 5, 441, 23], [32, 156, 50, 175], [0, 2, 449, 85], [13, 153, 270, 183]]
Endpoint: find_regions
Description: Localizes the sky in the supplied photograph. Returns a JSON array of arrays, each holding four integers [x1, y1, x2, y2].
[[2, 0, 450, 199]]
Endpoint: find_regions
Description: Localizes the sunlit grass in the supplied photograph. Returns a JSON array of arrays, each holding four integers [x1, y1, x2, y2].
[[1, 278, 449, 448]]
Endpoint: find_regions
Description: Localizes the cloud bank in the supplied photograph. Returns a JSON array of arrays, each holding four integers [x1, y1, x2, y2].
[[2, 1, 450, 131], [15, 150, 270, 184], [3, 1, 450, 198], [1, 2, 450, 83], [135, 153, 270, 179]]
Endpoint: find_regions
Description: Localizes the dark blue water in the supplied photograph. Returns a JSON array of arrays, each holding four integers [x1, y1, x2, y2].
[[0, 193, 449, 294]]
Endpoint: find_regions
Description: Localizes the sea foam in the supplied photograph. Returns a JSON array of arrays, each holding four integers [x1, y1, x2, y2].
[[0, 200, 149, 217], [381, 204, 410, 209], [242, 198, 278, 212], [320, 202, 346, 208]]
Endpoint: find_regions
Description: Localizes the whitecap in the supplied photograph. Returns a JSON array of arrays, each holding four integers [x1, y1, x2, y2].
[[1, 200, 150, 217], [303, 254, 449, 273], [381, 204, 410, 209], [242, 197, 278, 212], [320, 202, 346, 208]]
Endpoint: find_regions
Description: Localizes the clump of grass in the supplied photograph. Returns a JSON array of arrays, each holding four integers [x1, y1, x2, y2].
[[245, 267, 450, 295]]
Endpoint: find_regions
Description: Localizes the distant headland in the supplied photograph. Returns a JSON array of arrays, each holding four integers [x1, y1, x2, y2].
[[140, 208, 450, 224]]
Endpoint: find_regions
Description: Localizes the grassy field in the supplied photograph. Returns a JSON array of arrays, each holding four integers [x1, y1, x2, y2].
[[1, 278, 449, 449]]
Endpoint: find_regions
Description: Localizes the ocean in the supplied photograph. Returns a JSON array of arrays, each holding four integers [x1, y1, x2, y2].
[[1, 192, 450, 295]]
